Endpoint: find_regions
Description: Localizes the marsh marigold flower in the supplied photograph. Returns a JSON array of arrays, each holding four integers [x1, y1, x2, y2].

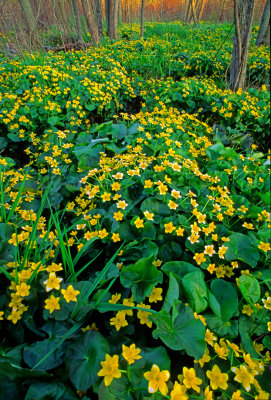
[[45, 295, 60, 314], [97, 354, 121, 386], [182, 367, 202, 393], [110, 311, 128, 331], [149, 287, 163, 303], [170, 381, 188, 400], [122, 344, 141, 365], [61, 285, 80, 303], [206, 364, 228, 390], [232, 365, 255, 392], [144, 364, 170, 395]]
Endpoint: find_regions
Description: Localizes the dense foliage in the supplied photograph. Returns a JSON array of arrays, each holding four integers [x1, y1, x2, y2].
[[0, 22, 270, 400]]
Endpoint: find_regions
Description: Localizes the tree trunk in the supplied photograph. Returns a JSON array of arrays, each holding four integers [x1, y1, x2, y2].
[[256, 0, 270, 46], [197, 0, 206, 20], [140, 0, 145, 38], [112, 0, 119, 39], [190, 0, 198, 24], [80, 0, 99, 45], [92, 0, 103, 39], [71, 0, 83, 42], [229, 0, 255, 91], [219, 0, 227, 21], [18, 0, 38, 33], [118, 0, 122, 24], [184, 0, 189, 21]]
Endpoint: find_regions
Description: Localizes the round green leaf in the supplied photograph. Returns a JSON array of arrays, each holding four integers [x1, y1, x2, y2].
[[65, 330, 110, 391], [210, 279, 238, 322], [239, 274, 261, 303]]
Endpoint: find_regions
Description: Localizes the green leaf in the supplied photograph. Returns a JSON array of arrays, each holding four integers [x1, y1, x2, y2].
[[85, 103, 96, 111], [161, 261, 198, 282], [182, 271, 208, 313], [7, 133, 21, 142], [65, 330, 110, 391], [0, 223, 15, 263], [140, 197, 170, 221], [152, 303, 206, 360], [110, 124, 127, 140], [239, 275, 261, 303], [210, 279, 238, 322], [48, 116, 59, 125], [141, 346, 170, 370], [120, 255, 163, 302], [225, 233, 259, 268], [25, 382, 78, 400], [239, 315, 259, 358], [207, 289, 221, 319], [204, 314, 238, 338], [0, 359, 50, 398], [162, 273, 179, 313], [23, 321, 68, 370]]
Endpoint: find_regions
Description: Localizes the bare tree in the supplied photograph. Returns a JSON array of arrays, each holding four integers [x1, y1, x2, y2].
[[229, 0, 255, 91], [71, 0, 83, 42], [80, 0, 99, 45], [105, 0, 119, 39], [256, 0, 270, 46], [91, 0, 103, 39], [140, 0, 146, 38]]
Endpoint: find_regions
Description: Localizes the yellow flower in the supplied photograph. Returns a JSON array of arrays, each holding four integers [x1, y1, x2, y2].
[[101, 192, 111, 202], [110, 311, 128, 331], [43, 272, 63, 292], [182, 367, 202, 393], [206, 364, 228, 390], [0, 311, 4, 320], [144, 364, 170, 395], [98, 229, 108, 239], [204, 245, 215, 256], [255, 391, 270, 400], [144, 210, 154, 220], [113, 211, 124, 221], [45, 295, 60, 314], [137, 303, 152, 328], [258, 242, 270, 252], [112, 233, 120, 242], [134, 217, 144, 228], [97, 354, 121, 386], [262, 297, 271, 310], [193, 252, 206, 265], [149, 287, 163, 303], [61, 285, 80, 303], [164, 222, 176, 233], [170, 381, 188, 400], [16, 282, 30, 297], [231, 390, 245, 400], [158, 183, 168, 195], [144, 179, 153, 188], [171, 189, 181, 199], [232, 364, 255, 391], [109, 293, 121, 304], [195, 349, 211, 367], [111, 182, 121, 191], [116, 200, 128, 209], [188, 233, 200, 243], [122, 344, 141, 365], [242, 304, 254, 316], [207, 263, 216, 274], [153, 259, 162, 267], [218, 245, 228, 259], [204, 386, 213, 400], [7, 310, 22, 324], [168, 200, 178, 210], [176, 227, 184, 236]]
